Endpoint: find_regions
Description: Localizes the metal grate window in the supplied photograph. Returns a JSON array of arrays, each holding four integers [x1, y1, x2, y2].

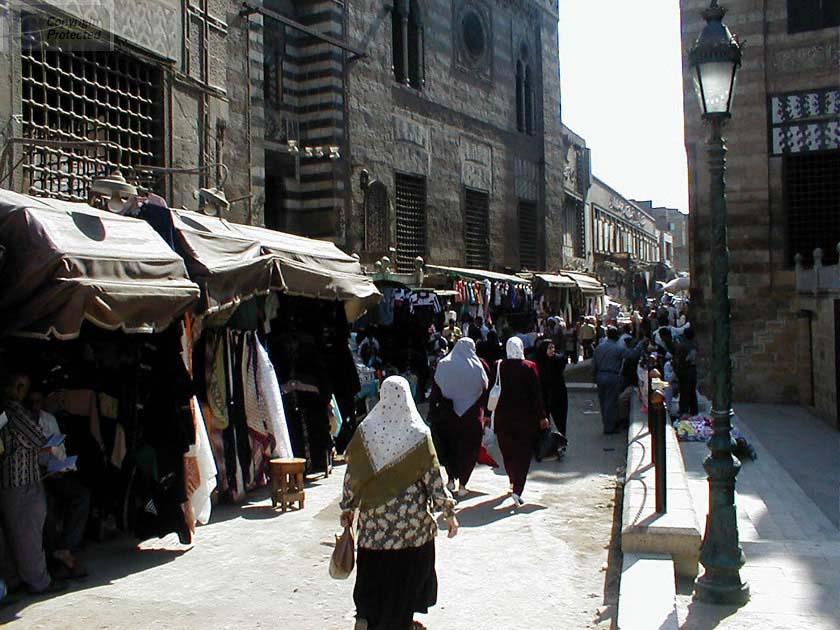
[[464, 187, 489, 269], [787, 0, 840, 33], [395, 173, 427, 272], [518, 200, 538, 270], [19, 15, 163, 200], [785, 150, 840, 266]]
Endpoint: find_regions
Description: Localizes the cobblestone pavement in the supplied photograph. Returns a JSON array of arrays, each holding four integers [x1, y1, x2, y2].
[[1, 392, 624, 630]]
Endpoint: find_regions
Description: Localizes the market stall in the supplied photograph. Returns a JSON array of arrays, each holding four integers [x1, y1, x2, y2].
[[169, 209, 286, 316], [422, 264, 535, 336], [0, 189, 200, 339], [0, 189, 213, 545]]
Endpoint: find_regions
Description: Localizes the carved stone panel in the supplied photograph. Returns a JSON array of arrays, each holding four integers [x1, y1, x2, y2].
[[40, 0, 182, 61], [393, 115, 431, 176], [770, 43, 840, 74], [460, 137, 492, 192], [514, 157, 538, 201]]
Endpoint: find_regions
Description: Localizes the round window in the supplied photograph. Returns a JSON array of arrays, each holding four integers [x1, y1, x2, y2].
[[461, 11, 485, 59]]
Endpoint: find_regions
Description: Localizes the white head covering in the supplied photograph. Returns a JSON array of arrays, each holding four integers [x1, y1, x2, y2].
[[434, 338, 489, 416], [505, 337, 525, 359], [358, 376, 430, 473], [506, 336, 525, 360]]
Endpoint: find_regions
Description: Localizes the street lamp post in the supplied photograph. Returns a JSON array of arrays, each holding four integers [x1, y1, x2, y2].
[[688, 0, 750, 606]]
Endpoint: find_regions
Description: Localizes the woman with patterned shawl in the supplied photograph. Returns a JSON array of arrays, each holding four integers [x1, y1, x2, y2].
[[340, 376, 458, 630]]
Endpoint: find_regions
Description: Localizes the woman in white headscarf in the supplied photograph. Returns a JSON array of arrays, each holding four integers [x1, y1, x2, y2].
[[429, 338, 489, 497], [340, 376, 458, 630], [491, 337, 549, 507]]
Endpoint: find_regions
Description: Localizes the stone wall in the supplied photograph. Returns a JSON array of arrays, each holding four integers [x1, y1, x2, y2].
[[680, 0, 840, 405], [0, 1, 264, 226], [345, 0, 565, 269], [794, 292, 839, 426]]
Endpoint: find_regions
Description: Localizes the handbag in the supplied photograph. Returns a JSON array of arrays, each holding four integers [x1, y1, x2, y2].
[[534, 427, 567, 462], [487, 360, 502, 412], [481, 420, 496, 448], [329, 525, 355, 579]]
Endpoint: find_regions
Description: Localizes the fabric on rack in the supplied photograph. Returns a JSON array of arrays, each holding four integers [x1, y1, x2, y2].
[[45, 389, 104, 452], [377, 288, 396, 326], [250, 335, 293, 458], [223, 332, 252, 491], [186, 397, 217, 526], [111, 423, 127, 469], [263, 292, 281, 334], [242, 332, 272, 484], [206, 334, 229, 429]]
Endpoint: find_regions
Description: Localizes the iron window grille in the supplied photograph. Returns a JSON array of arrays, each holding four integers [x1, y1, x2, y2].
[[18, 14, 163, 201], [518, 200, 538, 270], [464, 187, 489, 269], [395, 173, 427, 272], [784, 150, 840, 266]]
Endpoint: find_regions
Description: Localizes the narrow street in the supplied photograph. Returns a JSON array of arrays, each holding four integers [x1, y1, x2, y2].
[[1, 391, 624, 630]]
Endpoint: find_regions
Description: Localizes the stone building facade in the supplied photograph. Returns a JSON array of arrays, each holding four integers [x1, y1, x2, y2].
[[344, 0, 568, 272], [0, 0, 264, 224], [680, 0, 839, 424], [0, 0, 580, 276], [589, 176, 662, 303], [634, 201, 689, 273]]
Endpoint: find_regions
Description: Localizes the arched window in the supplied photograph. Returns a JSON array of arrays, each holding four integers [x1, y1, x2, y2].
[[393, 1, 424, 89], [515, 43, 534, 135]]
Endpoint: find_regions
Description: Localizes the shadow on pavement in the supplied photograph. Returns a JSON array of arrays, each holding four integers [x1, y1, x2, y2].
[[678, 599, 741, 629], [0, 537, 189, 624], [454, 495, 546, 528], [597, 469, 624, 630]]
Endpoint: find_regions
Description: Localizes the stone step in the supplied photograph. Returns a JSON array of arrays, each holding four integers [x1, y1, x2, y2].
[[617, 553, 679, 630]]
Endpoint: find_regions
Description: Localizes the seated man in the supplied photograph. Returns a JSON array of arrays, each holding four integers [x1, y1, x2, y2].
[[29, 386, 90, 580], [0, 372, 64, 595]]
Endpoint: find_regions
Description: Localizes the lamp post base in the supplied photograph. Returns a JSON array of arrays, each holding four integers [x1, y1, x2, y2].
[[694, 570, 750, 605]]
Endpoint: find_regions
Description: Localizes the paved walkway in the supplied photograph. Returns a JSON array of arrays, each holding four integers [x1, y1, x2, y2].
[[676, 405, 840, 629], [1, 392, 624, 629]]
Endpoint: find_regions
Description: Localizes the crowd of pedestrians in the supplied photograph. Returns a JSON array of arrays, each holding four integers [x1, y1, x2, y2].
[[339, 295, 694, 629]]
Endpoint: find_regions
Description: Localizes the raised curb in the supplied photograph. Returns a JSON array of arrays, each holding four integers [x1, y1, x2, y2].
[[566, 382, 597, 391], [617, 553, 679, 630], [621, 394, 702, 579]]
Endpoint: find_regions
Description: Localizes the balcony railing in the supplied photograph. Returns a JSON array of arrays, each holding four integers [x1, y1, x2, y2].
[[795, 244, 840, 294]]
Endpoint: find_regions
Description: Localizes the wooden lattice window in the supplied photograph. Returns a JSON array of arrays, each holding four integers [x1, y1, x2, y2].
[[395, 173, 427, 272], [785, 150, 840, 266], [518, 200, 538, 270], [464, 187, 489, 269]]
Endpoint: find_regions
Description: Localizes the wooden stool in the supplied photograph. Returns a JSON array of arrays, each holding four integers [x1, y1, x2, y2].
[[270, 457, 307, 512]]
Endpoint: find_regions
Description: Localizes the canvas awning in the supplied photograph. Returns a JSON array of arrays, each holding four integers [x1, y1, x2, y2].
[[424, 264, 530, 285], [170, 210, 285, 314], [534, 273, 577, 289], [661, 275, 690, 294], [231, 223, 381, 320], [0, 189, 199, 339], [562, 271, 605, 296]]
